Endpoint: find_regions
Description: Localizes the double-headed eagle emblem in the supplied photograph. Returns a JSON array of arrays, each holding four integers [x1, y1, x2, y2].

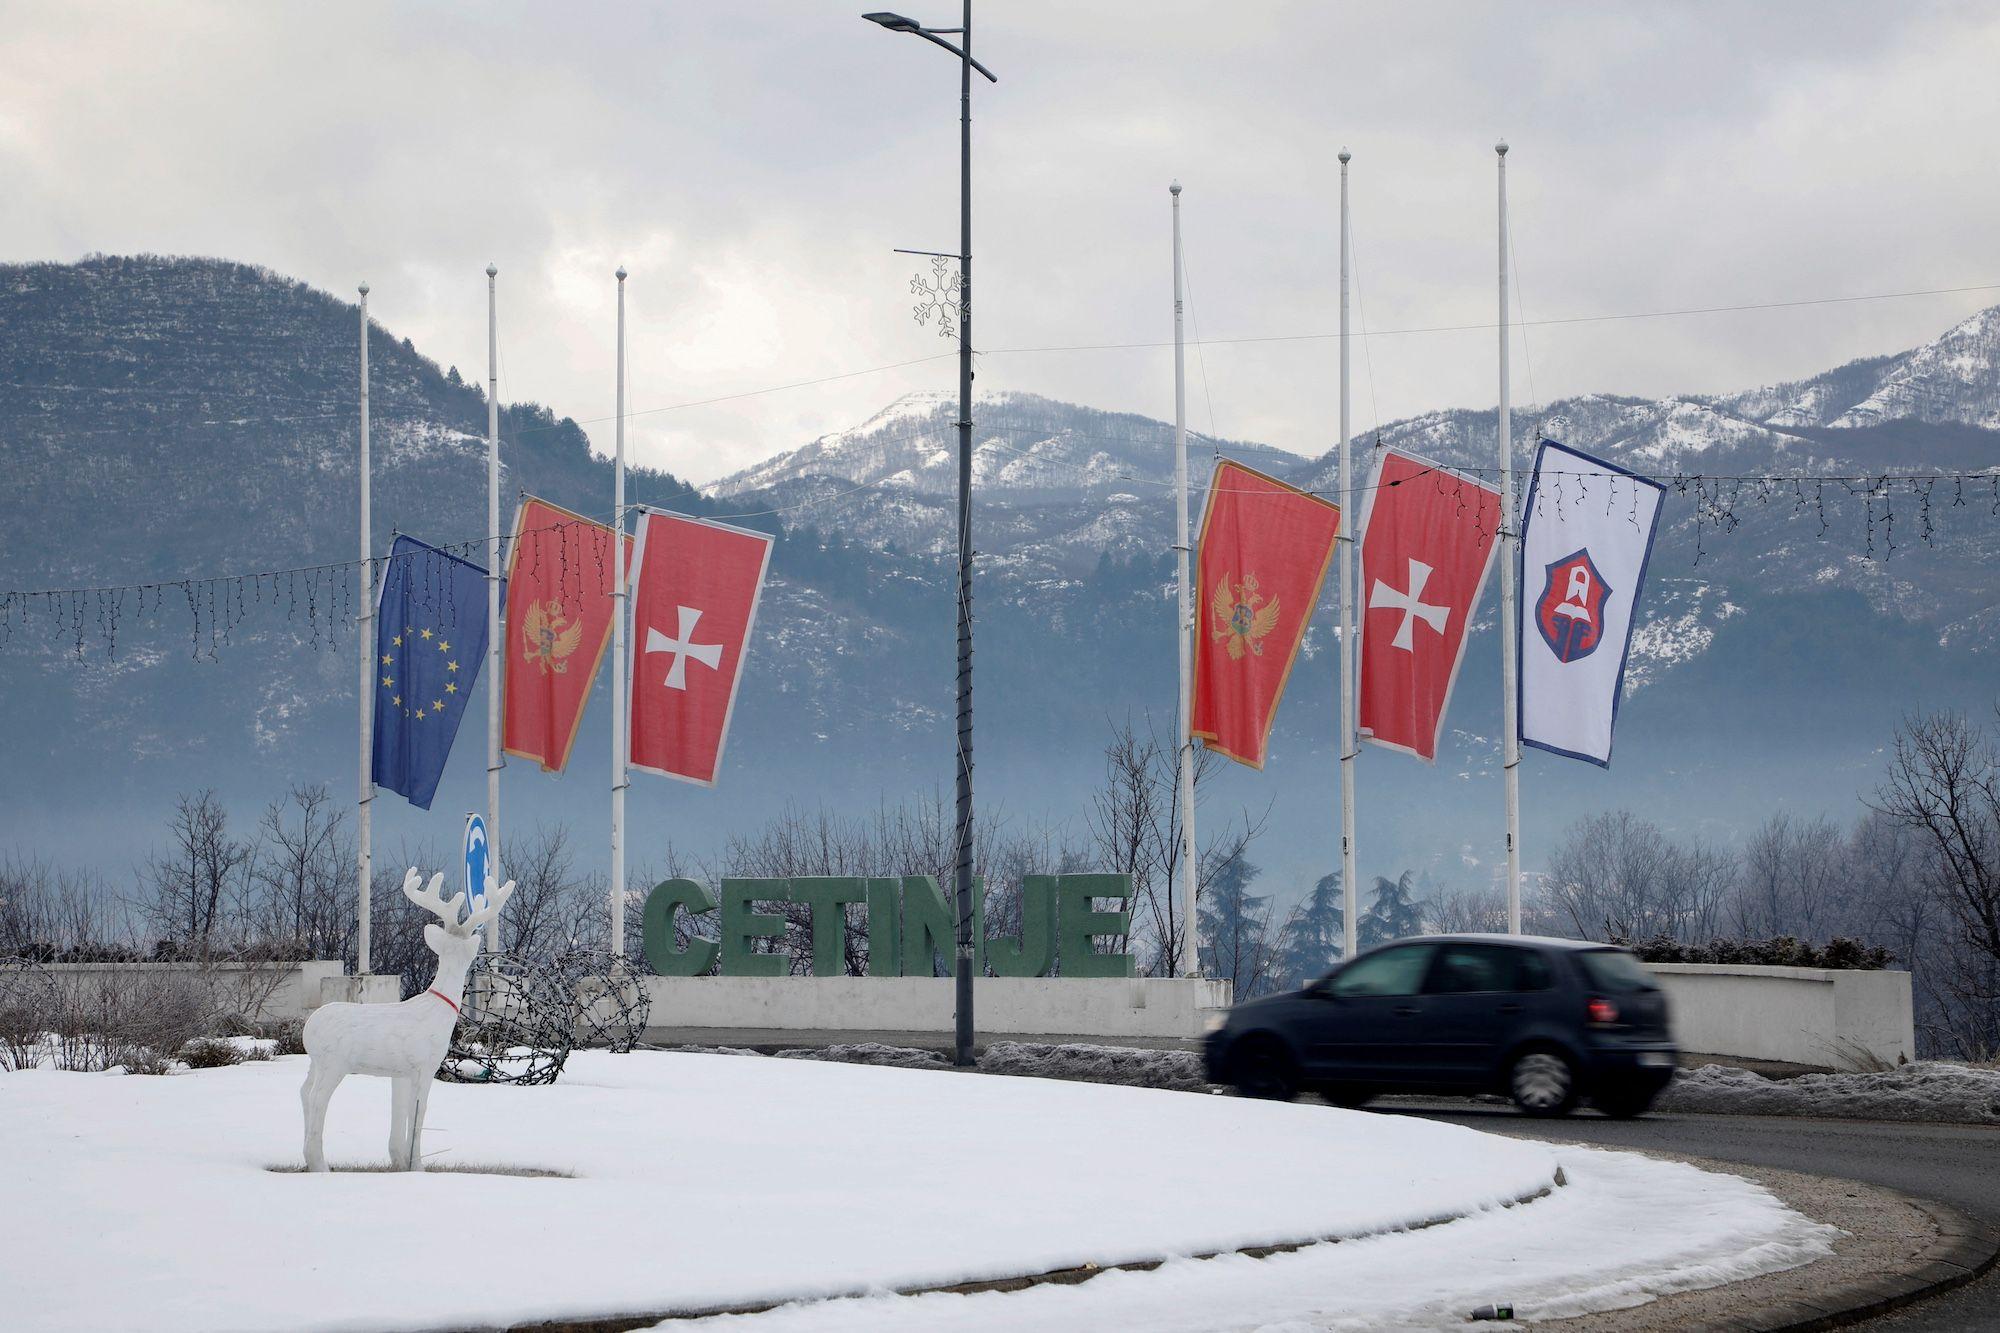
[[521, 599, 584, 674], [1211, 572, 1281, 660]]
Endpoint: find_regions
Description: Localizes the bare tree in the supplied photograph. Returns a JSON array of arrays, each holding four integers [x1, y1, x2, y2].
[[1735, 813, 1846, 940], [1873, 707, 2000, 1054], [145, 791, 252, 954], [0, 855, 140, 960], [1545, 811, 1739, 944], [249, 784, 353, 960], [1424, 882, 1508, 935], [1087, 715, 1265, 976]]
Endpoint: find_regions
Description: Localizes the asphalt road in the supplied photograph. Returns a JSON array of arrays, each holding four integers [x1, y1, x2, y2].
[[1382, 1102, 2000, 1330]]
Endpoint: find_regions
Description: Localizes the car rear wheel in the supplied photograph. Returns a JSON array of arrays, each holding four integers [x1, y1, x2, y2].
[[1508, 1049, 1577, 1117], [1228, 1035, 1299, 1102]]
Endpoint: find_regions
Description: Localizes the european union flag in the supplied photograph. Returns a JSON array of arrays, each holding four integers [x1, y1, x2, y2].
[[371, 536, 494, 810]]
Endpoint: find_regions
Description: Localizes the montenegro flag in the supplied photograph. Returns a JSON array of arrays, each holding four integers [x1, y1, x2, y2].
[[1190, 459, 1341, 769], [502, 496, 627, 773]]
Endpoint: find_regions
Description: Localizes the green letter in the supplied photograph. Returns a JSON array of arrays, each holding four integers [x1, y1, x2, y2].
[[793, 877, 867, 977], [866, 877, 902, 977], [987, 876, 1057, 978], [900, 874, 953, 978], [641, 878, 719, 977], [1057, 874, 1135, 978], [719, 877, 792, 977]]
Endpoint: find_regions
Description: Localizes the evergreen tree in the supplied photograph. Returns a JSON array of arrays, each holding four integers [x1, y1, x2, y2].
[[1198, 853, 1275, 998], [1358, 870, 1424, 949], [1274, 870, 1345, 989]]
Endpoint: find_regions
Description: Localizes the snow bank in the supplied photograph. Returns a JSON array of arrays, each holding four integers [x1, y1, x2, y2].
[[1662, 1060, 2000, 1124], [978, 1040, 1211, 1092], [665, 1149, 1835, 1331], [690, 1041, 2000, 1126], [0, 1051, 1562, 1332]]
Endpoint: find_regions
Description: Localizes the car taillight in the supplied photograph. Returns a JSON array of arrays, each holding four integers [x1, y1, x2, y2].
[[1586, 996, 1620, 1026]]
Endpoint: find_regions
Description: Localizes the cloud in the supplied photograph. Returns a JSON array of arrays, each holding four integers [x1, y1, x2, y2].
[[3, 0, 1996, 483]]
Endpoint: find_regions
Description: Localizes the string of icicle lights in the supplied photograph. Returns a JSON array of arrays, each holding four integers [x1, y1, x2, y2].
[[0, 462, 1995, 663]]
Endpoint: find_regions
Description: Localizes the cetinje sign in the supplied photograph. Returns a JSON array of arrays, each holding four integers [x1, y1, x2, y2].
[[641, 874, 1136, 978]]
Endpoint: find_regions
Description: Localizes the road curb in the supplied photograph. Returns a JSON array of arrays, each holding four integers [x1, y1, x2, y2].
[[1682, 1193, 2000, 1333]]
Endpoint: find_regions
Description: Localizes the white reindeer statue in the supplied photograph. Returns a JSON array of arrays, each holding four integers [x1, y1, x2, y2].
[[300, 867, 514, 1172]]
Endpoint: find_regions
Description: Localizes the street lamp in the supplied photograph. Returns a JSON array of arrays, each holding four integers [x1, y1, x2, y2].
[[864, 2, 995, 1069]]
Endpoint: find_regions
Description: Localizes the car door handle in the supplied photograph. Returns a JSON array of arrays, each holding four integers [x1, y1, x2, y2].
[[1498, 1002, 1524, 1014], [1393, 1005, 1421, 1017]]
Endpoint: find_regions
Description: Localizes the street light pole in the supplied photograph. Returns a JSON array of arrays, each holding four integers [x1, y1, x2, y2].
[[864, 2, 996, 1069]]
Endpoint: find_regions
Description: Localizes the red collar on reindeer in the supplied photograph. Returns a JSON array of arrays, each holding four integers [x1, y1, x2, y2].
[[427, 989, 461, 1016]]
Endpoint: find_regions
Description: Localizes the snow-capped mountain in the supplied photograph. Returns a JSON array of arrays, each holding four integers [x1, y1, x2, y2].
[[1724, 306, 2000, 430]]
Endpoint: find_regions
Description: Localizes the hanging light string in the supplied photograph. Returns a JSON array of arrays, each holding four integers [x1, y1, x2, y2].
[[7, 268, 2000, 661], [3, 424, 1993, 665]]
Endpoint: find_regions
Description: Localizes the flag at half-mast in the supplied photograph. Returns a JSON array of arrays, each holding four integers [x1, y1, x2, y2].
[[502, 496, 627, 773], [1357, 450, 1502, 762], [1190, 458, 1341, 769], [1518, 438, 1664, 767], [371, 536, 492, 810], [627, 508, 774, 787]]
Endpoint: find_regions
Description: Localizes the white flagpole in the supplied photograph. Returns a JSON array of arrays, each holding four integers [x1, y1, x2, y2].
[[357, 282, 374, 975], [1496, 142, 1522, 933], [611, 266, 629, 957], [1337, 150, 1358, 960], [486, 264, 504, 952], [1170, 182, 1199, 977]]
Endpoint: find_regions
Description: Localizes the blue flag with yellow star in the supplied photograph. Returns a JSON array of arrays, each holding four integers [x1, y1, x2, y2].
[[371, 536, 494, 810]]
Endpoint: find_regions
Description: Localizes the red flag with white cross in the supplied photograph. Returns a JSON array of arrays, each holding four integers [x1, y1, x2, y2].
[[1357, 450, 1502, 761], [627, 509, 773, 786]]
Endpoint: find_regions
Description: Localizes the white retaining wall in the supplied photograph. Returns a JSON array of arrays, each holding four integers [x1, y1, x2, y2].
[[640, 976, 1234, 1041], [1645, 963, 1914, 1071], [37, 961, 355, 1022]]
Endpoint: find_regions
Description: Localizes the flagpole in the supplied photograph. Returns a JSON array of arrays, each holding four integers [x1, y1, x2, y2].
[[357, 282, 374, 976], [1337, 150, 1359, 960], [1496, 142, 1522, 934], [1170, 182, 1198, 977], [486, 263, 504, 952], [611, 266, 629, 957]]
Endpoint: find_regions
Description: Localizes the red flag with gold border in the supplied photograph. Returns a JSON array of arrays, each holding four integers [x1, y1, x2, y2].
[[502, 496, 625, 772], [1190, 459, 1341, 769]]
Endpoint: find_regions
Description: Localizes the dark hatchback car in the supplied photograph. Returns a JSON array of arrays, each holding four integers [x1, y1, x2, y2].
[[1202, 934, 1677, 1117]]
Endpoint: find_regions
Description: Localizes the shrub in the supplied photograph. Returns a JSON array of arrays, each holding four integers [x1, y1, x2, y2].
[[1620, 935, 1894, 970], [118, 1045, 173, 1076], [179, 1036, 244, 1069], [266, 1018, 308, 1056]]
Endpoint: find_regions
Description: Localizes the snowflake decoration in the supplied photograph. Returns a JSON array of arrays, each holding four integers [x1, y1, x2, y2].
[[911, 255, 965, 340]]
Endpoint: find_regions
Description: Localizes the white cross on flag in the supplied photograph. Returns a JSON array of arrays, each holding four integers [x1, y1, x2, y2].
[[628, 509, 773, 786], [1357, 449, 1503, 761]]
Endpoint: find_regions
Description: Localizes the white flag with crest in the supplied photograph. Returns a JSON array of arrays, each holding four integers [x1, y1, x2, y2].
[[1518, 439, 1664, 767]]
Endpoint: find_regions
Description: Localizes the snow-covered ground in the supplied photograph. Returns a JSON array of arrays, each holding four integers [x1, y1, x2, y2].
[[0, 1053, 1830, 1332], [677, 1151, 1835, 1332], [1664, 1060, 2000, 1124]]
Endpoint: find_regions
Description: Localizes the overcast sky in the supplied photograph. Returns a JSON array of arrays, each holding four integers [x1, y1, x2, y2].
[[6, 1, 1998, 484]]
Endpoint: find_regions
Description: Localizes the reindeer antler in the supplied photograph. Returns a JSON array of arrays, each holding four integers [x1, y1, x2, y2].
[[401, 869, 466, 930], [461, 874, 515, 936]]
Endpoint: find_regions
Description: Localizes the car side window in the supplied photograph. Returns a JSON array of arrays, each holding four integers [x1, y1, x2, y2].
[[1329, 944, 1435, 997], [1424, 944, 1510, 994], [1514, 949, 1553, 992]]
